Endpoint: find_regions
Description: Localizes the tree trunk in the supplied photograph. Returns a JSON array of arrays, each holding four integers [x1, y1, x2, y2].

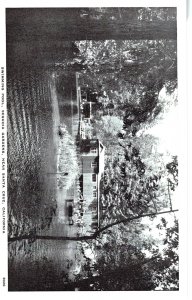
[[6, 8, 177, 42], [8, 209, 178, 243]]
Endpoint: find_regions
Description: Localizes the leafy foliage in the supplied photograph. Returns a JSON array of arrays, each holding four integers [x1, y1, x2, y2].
[[74, 37, 177, 136], [76, 216, 179, 291]]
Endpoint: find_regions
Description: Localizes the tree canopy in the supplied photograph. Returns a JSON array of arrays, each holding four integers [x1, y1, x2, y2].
[[6, 7, 177, 42]]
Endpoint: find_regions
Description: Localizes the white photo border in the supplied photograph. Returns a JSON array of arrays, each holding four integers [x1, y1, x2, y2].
[[0, 1, 188, 299]]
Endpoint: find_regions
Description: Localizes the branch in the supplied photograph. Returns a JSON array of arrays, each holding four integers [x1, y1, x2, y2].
[[167, 179, 173, 211], [8, 209, 178, 243], [96, 209, 178, 235]]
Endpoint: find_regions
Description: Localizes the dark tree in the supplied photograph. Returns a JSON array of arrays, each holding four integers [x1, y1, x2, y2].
[[6, 8, 177, 43]]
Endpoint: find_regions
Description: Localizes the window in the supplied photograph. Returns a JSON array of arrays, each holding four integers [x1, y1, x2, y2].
[[93, 191, 97, 198], [91, 148, 97, 153], [92, 174, 96, 182], [93, 186, 96, 191], [91, 162, 97, 168]]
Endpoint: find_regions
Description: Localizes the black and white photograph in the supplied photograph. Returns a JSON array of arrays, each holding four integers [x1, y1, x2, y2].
[[0, 1, 188, 294]]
